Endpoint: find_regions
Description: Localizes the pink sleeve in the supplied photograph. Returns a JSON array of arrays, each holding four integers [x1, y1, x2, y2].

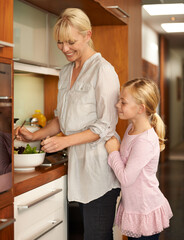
[[108, 139, 154, 187]]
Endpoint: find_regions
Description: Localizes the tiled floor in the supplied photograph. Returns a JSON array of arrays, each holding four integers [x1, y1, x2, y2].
[[69, 159, 184, 240]]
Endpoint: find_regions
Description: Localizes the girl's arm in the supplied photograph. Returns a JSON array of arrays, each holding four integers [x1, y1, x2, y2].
[[108, 139, 154, 187]]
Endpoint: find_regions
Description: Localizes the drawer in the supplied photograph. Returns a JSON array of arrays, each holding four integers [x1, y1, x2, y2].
[[19, 208, 66, 240], [14, 176, 67, 240]]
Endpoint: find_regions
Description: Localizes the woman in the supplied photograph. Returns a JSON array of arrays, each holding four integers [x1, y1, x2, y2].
[[15, 8, 120, 240]]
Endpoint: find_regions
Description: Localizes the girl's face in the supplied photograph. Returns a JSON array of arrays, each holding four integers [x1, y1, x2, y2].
[[57, 26, 91, 63], [116, 88, 141, 120]]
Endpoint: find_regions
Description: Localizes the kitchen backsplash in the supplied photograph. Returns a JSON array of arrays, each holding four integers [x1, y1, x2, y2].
[[14, 73, 44, 126]]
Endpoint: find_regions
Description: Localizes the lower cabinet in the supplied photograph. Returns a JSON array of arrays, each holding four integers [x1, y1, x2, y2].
[[0, 204, 14, 240], [14, 175, 67, 240]]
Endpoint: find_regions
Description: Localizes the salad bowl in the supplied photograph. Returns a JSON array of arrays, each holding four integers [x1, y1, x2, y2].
[[14, 144, 45, 172]]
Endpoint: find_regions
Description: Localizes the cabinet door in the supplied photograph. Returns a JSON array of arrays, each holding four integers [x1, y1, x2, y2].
[[13, 0, 47, 65], [0, 0, 13, 59], [48, 14, 68, 68], [0, 204, 14, 240]]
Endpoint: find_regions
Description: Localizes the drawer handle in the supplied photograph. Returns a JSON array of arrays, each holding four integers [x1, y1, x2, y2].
[[0, 40, 14, 48], [0, 97, 12, 100], [29, 219, 63, 240], [0, 218, 15, 231], [17, 189, 62, 210], [106, 5, 129, 18]]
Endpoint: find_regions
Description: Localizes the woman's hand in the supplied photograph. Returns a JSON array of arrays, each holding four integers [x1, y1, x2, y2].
[[41, 135, 67, 153], [105, 136, 120, 154], [14, 126, 34, 142]]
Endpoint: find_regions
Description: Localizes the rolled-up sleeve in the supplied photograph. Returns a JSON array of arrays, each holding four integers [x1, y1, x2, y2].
[[89, 63, 120, 146]]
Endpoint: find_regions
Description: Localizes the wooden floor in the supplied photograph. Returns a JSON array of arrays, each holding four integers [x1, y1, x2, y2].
[[68, 160, 184, 240], [158, 160, 184, 240]]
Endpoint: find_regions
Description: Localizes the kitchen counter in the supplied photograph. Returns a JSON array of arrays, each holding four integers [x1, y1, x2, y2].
[[14, 161, 67, 197]]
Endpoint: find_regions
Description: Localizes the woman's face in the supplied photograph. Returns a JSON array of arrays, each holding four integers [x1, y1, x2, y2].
[[116, 88, 141, 120], [57, 26, 90, 63]]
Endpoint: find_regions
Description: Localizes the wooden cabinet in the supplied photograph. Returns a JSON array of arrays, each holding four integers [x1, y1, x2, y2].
[[126, 0, 142, 80], [0, 191, 14, 240], [0, 0, 14, 59], [95, 0, 129, 24], [14, 175, 67, 240], [0, 205, 14, 240], [22, 0, 125, 26], [96, 0, 142, 80]]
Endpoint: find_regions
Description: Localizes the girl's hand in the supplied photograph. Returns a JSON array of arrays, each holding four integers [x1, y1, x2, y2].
[[41, 136, 67, 153], [105, 136, 120, 154], [14, 126, 34, 142]]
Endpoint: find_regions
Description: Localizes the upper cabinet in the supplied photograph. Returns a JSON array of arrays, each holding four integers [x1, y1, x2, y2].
[[0, 0, 14, 59], [95, 0, 129, 24], [13, 0, 68, 68], [14, 0, 47, 65], [48, 14, 68, 68], [21, 0, 127, 25]]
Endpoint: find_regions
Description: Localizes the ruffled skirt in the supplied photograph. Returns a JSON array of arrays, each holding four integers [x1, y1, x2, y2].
[[114, 199, 173, 238]]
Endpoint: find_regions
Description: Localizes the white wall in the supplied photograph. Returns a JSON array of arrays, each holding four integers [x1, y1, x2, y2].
[[14, 73, 44, 126], [142, 23, 159, 66], [168, 49, 184, 148]]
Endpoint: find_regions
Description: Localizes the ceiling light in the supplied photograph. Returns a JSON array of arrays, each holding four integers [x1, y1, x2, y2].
[[143, 3, 184, 16], [161, 23, 184, 33]]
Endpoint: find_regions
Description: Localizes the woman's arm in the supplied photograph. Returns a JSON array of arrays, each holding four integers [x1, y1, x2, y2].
[[15, 117, 61, 142], [41, 129, 99, 153]]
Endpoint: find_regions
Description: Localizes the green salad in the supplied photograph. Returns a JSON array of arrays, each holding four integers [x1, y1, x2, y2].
[[14, 144, 44, 154]]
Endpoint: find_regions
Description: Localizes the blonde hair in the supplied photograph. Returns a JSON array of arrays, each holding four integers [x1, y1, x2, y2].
[[54, 8, 94, 49], [123, 78, 166, 152]]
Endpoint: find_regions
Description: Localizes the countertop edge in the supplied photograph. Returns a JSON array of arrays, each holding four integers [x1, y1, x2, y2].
[[14, 164, 67, 197]]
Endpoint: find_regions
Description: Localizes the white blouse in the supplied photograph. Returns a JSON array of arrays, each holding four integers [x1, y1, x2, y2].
[[55, 53, 120, 203]]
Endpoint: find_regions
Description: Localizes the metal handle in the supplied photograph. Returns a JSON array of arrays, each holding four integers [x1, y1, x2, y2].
[[18, 189, 62, 210], [0, 218, 15, 231], [0, 40, 14, 48], [28, 219, 63, 240], [106, 5, 129, 18], [0, 101, 12, 107], [0, 96, 12, 100]]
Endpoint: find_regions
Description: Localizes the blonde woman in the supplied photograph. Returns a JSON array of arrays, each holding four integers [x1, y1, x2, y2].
[[16, 8, 120, 239], [105, 78, 173, 240]]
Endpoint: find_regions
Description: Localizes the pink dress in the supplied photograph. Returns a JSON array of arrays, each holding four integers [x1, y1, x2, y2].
[[108, 124, 173, 237]]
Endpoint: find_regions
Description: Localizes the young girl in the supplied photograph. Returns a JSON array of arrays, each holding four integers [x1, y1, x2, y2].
[[105, 78, 173, 240]]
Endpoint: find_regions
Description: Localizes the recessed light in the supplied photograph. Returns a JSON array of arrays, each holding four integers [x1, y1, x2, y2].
[[161, 23, 184, 33], [143, 4, 184, 16]]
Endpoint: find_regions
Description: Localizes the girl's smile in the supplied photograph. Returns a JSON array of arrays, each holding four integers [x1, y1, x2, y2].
[[116, 88, 141, 121]]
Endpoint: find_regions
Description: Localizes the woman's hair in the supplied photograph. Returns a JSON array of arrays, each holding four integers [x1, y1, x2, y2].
[[54, 8, 94, 49], [123, 78, 166, 152]]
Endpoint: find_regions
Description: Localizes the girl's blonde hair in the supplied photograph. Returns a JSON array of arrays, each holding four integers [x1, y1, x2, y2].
[[123, 78, 166, 152], [54, 8, 94, 49]]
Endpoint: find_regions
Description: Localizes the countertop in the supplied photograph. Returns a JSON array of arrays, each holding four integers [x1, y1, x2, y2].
[[14, 154, 68, 197]]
